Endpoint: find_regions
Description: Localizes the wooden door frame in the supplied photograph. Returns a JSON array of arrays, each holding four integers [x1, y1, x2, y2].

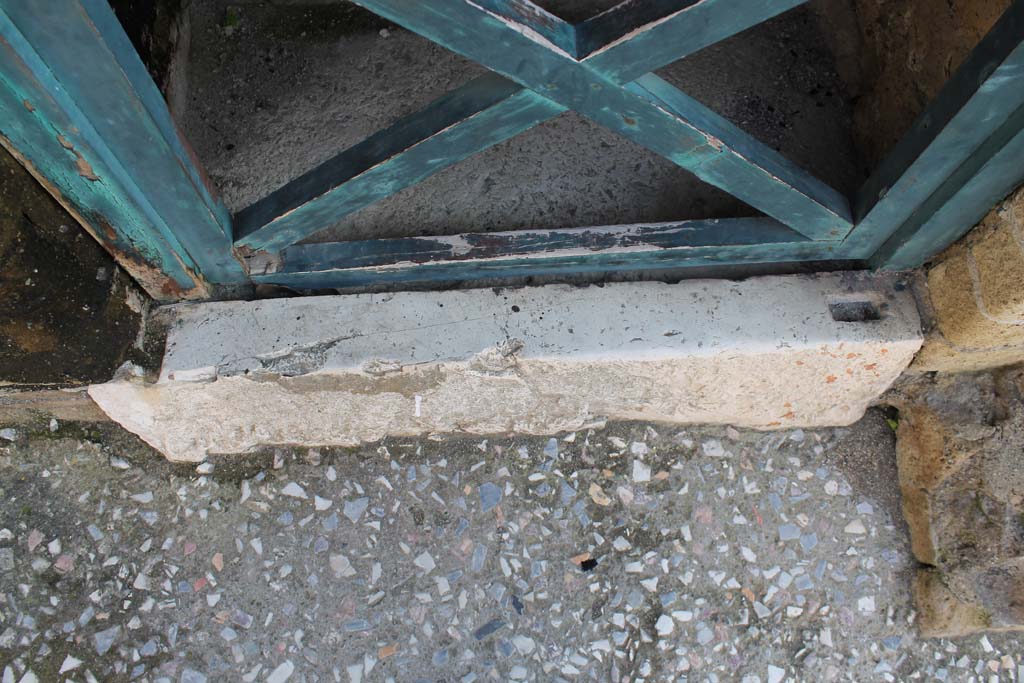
[[1, 0, 1022, 301]]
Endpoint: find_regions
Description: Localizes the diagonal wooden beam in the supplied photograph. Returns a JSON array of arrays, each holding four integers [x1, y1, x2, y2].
[[234, 74, 563, 252], [841, 0, 1024, 267], [578, 0, 806, 82], [342, 0, 851, 238], [628, 73, 852, 239], [234, 0, 832, 252]]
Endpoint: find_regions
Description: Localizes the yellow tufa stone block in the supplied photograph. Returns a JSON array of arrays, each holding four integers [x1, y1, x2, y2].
[[924, 187, 1024, 357], [915, 569, 995, 639], [928, 251, 1022, 348], [970, 195, 1024, 323]]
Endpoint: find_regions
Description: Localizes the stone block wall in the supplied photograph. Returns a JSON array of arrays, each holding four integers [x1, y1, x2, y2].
[[913, 187, 1024, 372], [891, 369, 1024, 637]]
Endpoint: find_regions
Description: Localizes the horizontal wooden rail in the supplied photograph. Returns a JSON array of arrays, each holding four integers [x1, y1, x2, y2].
[[249, 217, 807, 272], [254, 244, 854, 290], [244, 217, 853, 289]]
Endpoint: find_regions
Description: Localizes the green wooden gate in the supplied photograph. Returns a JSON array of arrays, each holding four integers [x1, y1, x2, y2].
[[2, 0, 1023, 301]]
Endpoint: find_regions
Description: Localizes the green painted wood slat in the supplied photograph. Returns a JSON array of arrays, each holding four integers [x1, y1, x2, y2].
[[0, 0, 246, 300], [578, 0, 805, 80], [1, 0, 1022, 296], [255, 240, 852, 291], [870, 103, 1024, 270], [249, 218, 811, 275]]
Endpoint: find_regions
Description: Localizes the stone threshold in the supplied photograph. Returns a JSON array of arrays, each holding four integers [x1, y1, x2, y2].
[[88, 273, 923, 462]]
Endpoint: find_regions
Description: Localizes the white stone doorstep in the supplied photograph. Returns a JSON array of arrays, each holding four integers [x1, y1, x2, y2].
[[89, 275, 923, 462]]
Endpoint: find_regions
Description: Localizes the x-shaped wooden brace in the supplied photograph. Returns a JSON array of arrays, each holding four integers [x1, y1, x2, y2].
[[234, 0, 854, 254]]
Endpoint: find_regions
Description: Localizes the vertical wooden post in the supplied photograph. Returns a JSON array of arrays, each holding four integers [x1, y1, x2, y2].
[[0, 0, 247, 301]]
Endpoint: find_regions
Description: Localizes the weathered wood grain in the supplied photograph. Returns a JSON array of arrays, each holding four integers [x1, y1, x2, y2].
[[249, 217, 853, 289], [579, 0, 806, 81], [250, 218, 807, 273]]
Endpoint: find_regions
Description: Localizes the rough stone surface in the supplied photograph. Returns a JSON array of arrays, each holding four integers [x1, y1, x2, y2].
[[889, 366, 1024, 637], [929, 255, 1018, 347], [972, 216, 1024, 322], [913, 569, 995, 640], [2, 412, 1024, 680], [914, 186, 1024, 373], [89, 274, 922, 462]]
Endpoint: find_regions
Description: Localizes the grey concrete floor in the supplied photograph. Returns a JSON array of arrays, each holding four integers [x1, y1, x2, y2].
[[181, 0, 862, 242], [1, 411, 1022, 682]]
